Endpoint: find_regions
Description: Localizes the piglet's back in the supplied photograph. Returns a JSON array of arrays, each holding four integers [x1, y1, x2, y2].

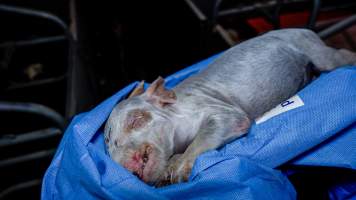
[[176, 29, 312, 119]]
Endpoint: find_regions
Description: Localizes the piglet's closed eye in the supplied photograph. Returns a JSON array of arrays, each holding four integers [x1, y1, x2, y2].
[[123, 109, 152, 134]]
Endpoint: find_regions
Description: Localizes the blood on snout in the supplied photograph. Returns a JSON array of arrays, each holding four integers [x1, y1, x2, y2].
[[123, 109, 152, 134], [123, 143, 154, 179]]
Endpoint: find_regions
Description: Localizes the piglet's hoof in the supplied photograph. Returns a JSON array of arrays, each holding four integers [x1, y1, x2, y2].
[[157, 154, 193, 187], [154, 178, 171, 187]]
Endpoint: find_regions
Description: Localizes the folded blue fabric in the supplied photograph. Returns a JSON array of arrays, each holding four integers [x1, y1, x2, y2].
[[42, 55, 356, 200]]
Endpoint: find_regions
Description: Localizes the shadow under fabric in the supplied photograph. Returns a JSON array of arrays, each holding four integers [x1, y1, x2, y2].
[[42, 55, 356, 200]]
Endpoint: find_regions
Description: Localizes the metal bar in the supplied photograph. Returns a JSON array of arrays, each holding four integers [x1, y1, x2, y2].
[[0, 128, 61, 147], [65, 0, 79, 120], [0, 179, 41, 199], [273, 0, 284, 29], [184, 0, 207, 21], [306, 0, 321, 30], [0, 35, 66, 49], [212, 0, 223, 25], [0, 45, 15, 71], [218, 0, 356, 19], [214, 24, 236, 46], [0, 4, 68, 32], [318, 15, 356, 39], [0, 4, 74, 121], [320, 2, 356, 12], [218, 0, 305, 18], [0, 149, 56, 168], [0, 102, 65, 129], [6, 75, 66, 90]]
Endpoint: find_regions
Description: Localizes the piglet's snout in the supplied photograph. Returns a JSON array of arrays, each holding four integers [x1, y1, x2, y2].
[[123, 143, 153, 179]]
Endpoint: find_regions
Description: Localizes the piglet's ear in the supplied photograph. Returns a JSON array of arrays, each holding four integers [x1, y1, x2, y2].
[[145, 76, 176, 107], [128, 81, 145, 98]]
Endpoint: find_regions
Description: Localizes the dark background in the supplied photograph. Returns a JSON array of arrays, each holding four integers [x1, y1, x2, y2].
[[0, 0, 355, 199]]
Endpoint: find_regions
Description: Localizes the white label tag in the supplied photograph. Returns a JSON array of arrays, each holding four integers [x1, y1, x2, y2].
[[255, 95, 304, 124]]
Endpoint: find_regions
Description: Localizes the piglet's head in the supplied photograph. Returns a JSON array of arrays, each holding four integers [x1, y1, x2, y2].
[[104, 77, 177, 184]]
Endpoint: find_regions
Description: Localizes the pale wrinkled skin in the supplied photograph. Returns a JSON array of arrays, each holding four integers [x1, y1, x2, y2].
[[105, 97, 175, 184], [104, 29, 356, 186]]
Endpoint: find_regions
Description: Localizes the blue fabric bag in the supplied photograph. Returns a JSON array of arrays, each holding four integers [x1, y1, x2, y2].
[[42, 55, 356, 200]]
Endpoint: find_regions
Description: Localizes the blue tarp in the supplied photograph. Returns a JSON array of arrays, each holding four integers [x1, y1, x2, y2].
[[42, 55, 356, 200]]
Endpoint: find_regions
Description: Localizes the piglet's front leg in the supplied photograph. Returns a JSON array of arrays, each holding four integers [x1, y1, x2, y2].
[[157, 113, 251, 186], [168, 153, 198, 183], [155, 154, 189, 186]]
